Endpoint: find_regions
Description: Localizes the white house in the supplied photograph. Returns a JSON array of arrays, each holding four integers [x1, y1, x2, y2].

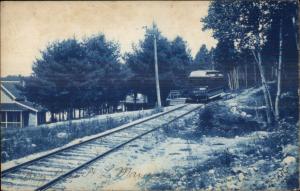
[[0, 78, 47, 128]]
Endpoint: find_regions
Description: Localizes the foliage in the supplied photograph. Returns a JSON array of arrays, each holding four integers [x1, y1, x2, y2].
[[22, 34, 124, 119], [202, 0, 298, 122], [83, 35, 125, 109], [193, 45, 213, 70], [202, 0, 298, 79], [125, 23, 192, 105], [196, 98, 264, 138]]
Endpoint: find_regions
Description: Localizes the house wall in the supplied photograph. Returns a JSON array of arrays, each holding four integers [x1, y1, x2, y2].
[[1, 89, 14, 103], [37, 112, 46, 125], [23, 112, 29, 127], [28, 111, 37, 126]]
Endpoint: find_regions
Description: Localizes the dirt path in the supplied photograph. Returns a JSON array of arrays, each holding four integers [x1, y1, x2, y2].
[[52, 110, 293, 190]]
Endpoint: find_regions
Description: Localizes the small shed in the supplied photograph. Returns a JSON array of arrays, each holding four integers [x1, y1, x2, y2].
[[120, 93, 149, 111]]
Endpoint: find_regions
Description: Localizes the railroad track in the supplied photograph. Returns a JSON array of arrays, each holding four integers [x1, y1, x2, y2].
[[1, 104, 202, 191]]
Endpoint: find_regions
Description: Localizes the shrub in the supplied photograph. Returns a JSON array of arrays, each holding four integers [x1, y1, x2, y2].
[[196, 100, 264, 138], [197, 106, 214, 135]]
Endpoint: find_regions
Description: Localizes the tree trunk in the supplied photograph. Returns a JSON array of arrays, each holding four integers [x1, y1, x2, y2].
[[245, 64, 248, 88], [227, 73, 232, 90], [234, 68, 237, 90], [72, 109, 74, 119], [233, 68, 236, 90], [227, 71, 232, 90], [236, 67, 239, 89], [292, 16, 299, 51], [237, 66, 240, 89], [230, 70, 235, 90], [275, 19, 283, 120], [252, 50, 273, 124], [271, 66, 273, 80], [51, 112, 55, 122], [233, 69, 236, 90], [62, 110, 66, 121], [68, 108, 72, 120], [255, 52, 275, 115], [253, 62, 257, 86], [231, 69, 236, 90]]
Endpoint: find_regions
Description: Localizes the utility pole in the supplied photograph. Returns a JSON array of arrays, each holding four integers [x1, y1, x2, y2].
[[153, 30, 162, 108], [142, 22, 162, 108], [211, 48, 215, 70]]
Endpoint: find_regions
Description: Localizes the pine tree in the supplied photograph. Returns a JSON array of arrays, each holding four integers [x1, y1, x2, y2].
[[125, 25, 192, 104], [193, 45, 212, 70]]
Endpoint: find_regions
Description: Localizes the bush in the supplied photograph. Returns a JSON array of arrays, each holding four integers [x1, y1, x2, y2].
[[198, 107, 214, 131], [196, 101, 263, 138]]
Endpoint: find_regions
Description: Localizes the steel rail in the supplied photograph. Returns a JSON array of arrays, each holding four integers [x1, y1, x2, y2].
[[1, 104, 187, 177], [35, 104, 202, 191]]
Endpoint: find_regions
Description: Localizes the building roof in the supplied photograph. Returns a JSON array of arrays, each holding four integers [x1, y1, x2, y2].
[[0, 102, 46, 112], [17, 101, 46, 112], [1, 76, 23, 82], [0, 103, 29, 111], [1, 82, 25, 100], [189, 70, 223, 78], [1, 80, 47, 112]]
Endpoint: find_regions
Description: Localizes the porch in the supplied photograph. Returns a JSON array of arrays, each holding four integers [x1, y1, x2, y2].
[[0, 103, 29, 128]]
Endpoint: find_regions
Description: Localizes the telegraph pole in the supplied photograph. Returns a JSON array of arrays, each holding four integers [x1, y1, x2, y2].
[[211, 48, 215, 70], [142, 22, 162, 108], [153, 30, 162, 108]]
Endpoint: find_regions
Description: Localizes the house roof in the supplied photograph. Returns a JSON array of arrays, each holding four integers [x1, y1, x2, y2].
[[1, 82, 25, 100], [16, 101, 46, 112], [1, 76, 22, 82], [0, 101, 46, 112], [1, 81, 47, 112], [0, 103, 29, 111]]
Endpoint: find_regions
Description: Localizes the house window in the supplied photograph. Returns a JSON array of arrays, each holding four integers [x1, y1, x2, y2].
[[0, 112, 6, 128], [0, 111, 22, 128], [0, 111, 6, 122], [7, 112, 21, 122]]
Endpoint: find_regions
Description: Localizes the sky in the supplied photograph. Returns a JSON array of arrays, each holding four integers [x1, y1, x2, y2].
[[1, 1, 217, 76]]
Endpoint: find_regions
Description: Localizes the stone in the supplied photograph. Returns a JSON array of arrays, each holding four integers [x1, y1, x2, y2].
[[238, 173, 245, 181], [57, 132, 68, 139], [241, 111, 247, 117], [281, 156, 296, 166], [281, 156, 297, 175], [208, 169, 215, 174], [282, 144, 298, 157], [232, 167, 246, 174]]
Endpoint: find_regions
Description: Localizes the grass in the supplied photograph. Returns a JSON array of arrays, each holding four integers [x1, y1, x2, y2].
[[1, 110, 157, 163]]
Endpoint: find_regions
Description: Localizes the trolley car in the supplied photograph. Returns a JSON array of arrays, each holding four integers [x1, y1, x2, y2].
[[187, 70, 224, 102], [167, 70, 225, 104]]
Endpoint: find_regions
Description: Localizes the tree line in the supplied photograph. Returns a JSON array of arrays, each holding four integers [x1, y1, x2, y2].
[[202, 0, 298, 123], [20, 1, 298, 124], [22, 25, 194, 122], [21, 35, 124, 121]]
